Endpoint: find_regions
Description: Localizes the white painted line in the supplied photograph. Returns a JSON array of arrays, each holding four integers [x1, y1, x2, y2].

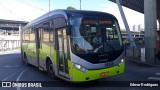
[[16, 69, 27, 81], [2, 73, 17, 81], [155, 73, 160, 75], [4, 65, 19, 68], [2, 69, 23, 81], [16, 68, 28, 90], [147, 77, 160, 80]]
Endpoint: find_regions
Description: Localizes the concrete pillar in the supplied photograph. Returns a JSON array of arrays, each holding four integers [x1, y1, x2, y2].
[[157, 1, 160, 52], [19, 25, 22, 42], [144, 0, 157, 64], [158, 0, 160, 28]]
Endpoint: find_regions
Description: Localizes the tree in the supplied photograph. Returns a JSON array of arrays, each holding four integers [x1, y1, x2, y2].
[[67, 6, 76, 10]]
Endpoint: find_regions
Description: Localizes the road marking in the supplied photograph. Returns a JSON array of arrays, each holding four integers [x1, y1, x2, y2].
[[147, 77, 160, 80], [16, 68, 28, 90], [4, 65, 19, 68], [2, 69, 23, 81], [2, 73, 17, 81], [155, 73, 160, 75]]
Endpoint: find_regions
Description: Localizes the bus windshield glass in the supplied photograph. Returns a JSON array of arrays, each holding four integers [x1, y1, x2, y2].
[[70, 17, 123, 54]]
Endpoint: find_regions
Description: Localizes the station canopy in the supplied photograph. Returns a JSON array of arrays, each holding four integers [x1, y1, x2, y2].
[[109, 0, 144, 13], [0, 19, 28, 31]]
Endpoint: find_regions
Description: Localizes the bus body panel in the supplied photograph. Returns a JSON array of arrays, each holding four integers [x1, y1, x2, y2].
[[22, 40, 55, 69], [38, 43, 57, 71]]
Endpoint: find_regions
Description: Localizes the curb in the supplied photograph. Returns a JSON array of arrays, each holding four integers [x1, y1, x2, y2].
[[0, 49, 20, 55]]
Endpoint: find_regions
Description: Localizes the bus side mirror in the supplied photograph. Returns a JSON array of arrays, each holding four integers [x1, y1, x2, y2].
[[66, 25, 72, 35]]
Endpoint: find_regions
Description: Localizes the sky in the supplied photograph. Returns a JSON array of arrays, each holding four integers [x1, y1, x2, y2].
[[0, 0, 145, 30]]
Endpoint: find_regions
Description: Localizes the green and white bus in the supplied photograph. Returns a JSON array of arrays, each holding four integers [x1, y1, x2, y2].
[[21, 9, 125, 82]]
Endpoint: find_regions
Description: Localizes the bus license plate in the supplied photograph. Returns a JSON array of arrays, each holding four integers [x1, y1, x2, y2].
[[100, 72, 109, 77]]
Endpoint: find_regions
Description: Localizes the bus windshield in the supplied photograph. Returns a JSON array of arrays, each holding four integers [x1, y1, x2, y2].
[[70, 17, 123, 54]]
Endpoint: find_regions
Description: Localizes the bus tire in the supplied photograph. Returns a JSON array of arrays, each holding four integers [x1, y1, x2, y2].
[[23, 53, 29, 66], [47, 60, 56, 78], [21, 53, 24, 62]]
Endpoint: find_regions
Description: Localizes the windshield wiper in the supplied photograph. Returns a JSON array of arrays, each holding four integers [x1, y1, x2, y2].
[[103, 41, 115, 53]]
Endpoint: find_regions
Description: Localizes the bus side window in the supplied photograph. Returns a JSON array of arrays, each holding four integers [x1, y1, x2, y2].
[[22, 29, 25, 42], [50, 29, 54, 44], [30, 28, 35, 42], [38, 28, 43, 48], [43, 22, 50, 43], [24, 28, 30, 42]]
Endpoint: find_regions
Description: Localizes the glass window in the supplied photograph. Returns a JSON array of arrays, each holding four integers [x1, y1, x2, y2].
[[70, 17, 123, 54], [23, 30, 25, 42], [43, 22, 50, 42], [38, 28, 43, 48], [24, 28, 30, 42], [30, 28, 35, 42], [58, 30, 63, 52], [50, 29, 54, 42]]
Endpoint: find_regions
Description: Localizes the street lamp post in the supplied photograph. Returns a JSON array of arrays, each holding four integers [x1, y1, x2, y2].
[[48, 0, 50, 17], [80, 0, 81, 10]]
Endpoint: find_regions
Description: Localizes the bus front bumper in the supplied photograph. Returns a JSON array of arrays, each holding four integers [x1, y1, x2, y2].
[[70, 60, 125, 82]]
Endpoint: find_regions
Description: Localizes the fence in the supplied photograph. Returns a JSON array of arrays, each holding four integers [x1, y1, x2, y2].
[[124, 44, 160, 65], [0, 40, 20, 51], [125, 45, 144, 60]]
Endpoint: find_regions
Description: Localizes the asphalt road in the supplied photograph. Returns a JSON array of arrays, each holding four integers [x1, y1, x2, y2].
[[0, 53, 160, 90]]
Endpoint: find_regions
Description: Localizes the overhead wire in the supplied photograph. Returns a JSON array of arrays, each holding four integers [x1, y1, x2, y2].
[[16, 0, 48, 12], [0, 2, 24, 21], [0, 0, 50, 21]]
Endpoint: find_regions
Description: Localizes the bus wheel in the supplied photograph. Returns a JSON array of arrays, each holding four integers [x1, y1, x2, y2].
[[47, 60, 55, 78], [24, 53, 29, 66]]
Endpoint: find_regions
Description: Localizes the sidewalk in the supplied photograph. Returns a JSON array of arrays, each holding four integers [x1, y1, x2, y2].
[[0, 48, 20, 55], [125, 57, 160, 67]]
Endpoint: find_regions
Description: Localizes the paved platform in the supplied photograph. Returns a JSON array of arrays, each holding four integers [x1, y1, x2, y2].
[[0, 48, 20, 55]]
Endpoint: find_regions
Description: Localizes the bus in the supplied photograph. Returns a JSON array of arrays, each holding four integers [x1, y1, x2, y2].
[[21, 9, 125, 82]]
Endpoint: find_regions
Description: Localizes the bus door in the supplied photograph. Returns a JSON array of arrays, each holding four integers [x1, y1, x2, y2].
[[27, 28, 37, 66], [36, 22, 51, 70], [35, 28, 41, 68], [57, 28, 69, 78], [35, 27, 43, 69]]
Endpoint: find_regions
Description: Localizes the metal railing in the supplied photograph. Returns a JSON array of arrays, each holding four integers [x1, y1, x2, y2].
[[125, 45, 143, 59], [124, 44, 160, 65], [0, 40, 20, 51]]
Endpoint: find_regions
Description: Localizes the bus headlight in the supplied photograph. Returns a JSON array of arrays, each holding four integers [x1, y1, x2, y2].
[[73, 63, 88, 73], [118, 59, 124, 66]]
